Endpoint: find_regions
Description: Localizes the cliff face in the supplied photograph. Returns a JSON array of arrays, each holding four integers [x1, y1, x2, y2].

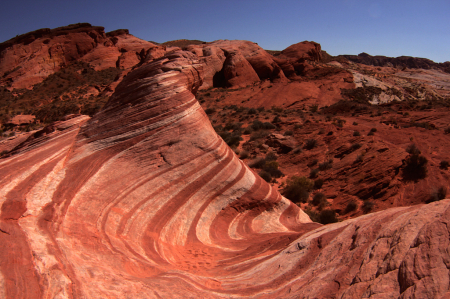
[[1, 49, 449, 298], [0, 23, 163, 89]]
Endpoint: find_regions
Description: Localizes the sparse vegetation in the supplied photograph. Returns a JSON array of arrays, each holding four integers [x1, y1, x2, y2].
[[282, 176, 314, 203], [311, 192, 326, 206], [304, 139, 317, 150], [428, 187, 447, 203], [313, 178, 324, 189], [309, 168, 319, 178], [350, 143, 362, 151], [205, 108, 216, 115], [445, 127, 450, 134], [362, 200, 374, 213], [353, 131, 361, 136], [318, 159, 333, 171], [403, 144, 428, 180], [344, 201, 358, 214], [440, 160, 449, 170], [319, 209, 338, 224]]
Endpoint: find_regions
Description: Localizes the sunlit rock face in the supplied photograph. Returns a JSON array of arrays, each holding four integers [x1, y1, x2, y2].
[[1, 49, 449, 299], [0, 23, 162, 89]]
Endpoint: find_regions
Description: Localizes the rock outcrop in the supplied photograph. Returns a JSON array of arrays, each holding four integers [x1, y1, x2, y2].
[[1, 49, 450, 298], [0, 23, 163, 89]]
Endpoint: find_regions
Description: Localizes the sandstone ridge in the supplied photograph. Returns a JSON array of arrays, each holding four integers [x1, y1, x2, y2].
[[1, 49, 450, 298]]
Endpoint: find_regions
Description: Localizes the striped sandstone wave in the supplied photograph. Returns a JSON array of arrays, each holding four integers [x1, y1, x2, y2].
[[0, 50, 449, 298]]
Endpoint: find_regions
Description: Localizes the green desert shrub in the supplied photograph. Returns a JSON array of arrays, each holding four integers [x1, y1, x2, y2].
[[439, 160, 449, 170], [259, 170, 272, 182], [403, 144, 428, 180], [309, 168, 319, 178], [311, 192, 326, 206], [205, 107, 216, 115], [362, 200, 374, 214], [318, 159, 333, 171], [319, 209, 338, 224], [313, 178, 324, 189], [344, 201, 358, 214], [282, 176, 314, 203], [304, 138, 317, 150]]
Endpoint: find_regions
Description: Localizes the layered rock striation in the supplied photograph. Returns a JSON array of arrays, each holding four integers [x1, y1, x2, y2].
[[1, 49, 450, 298]]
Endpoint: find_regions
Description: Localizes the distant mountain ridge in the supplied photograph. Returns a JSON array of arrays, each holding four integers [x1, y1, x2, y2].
[[340, 52, 450, 73]]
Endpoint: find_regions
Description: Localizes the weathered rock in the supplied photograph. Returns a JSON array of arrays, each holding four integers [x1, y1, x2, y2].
[[190, 40, 288, 89], [265, 133, 298, 153], [279, 40, 323, 62], [222, 51, 260, 88], [0, 23, 163, 89], [1, 48, 450, 299]]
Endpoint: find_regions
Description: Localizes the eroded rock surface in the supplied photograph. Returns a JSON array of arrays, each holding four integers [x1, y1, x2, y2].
[[1, 49, 449, 299], [0, 23, 162, 89]]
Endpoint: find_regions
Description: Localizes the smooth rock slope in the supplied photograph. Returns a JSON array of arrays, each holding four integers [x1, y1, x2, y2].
[[1, 50, 450, 298]]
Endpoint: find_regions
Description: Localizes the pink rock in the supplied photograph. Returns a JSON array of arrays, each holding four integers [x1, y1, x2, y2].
[[0, 48, 449, 299]]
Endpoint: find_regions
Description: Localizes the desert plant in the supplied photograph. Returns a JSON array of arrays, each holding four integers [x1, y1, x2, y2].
[[353, 122, 358, 126], [304, 139, 317, 150], [243, 127, 252, 135], [403, 144, 428, 180], [282, 176, 314, 203], [249, 130, 269, 141], [249, 157, 266, 169], [205, 107, 216, 115], [353, 131, 361, 137], [311, 192, 326, 206], [344, 201, 358, 214], [218, 131, 243, 148], [355, 153, 365, 163], [428, 186, 447, 202], [319, 209, 338, 224], [248, 108, 257, 115], [318, 159, 333, 171], [309, 168, 319, 178], [307, 158, 319, 167], [362, 200, 374, 213], [239, 150, 249, 159], [309, 104, 319, 113], [265, 151, 277, 162], [445, 127, 450, 134], [292, 147, 302, 154], [263, 161, 283, 178], [313, 178, 324, 189], [262, 122, 276, 130], [350, 143, 362, 151], [439, 160, 449, 170], [259, 170, 272, 182], [272, 115, 281, 124]]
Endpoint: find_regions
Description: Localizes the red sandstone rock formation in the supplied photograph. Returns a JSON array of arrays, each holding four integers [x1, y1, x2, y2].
[[0, 23, 163, 89], [1, 49, 449, 298], [188, 40, 288, 89]]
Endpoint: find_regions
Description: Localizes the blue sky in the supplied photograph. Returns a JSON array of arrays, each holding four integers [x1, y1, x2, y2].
[[1, 0, 449, 62]]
